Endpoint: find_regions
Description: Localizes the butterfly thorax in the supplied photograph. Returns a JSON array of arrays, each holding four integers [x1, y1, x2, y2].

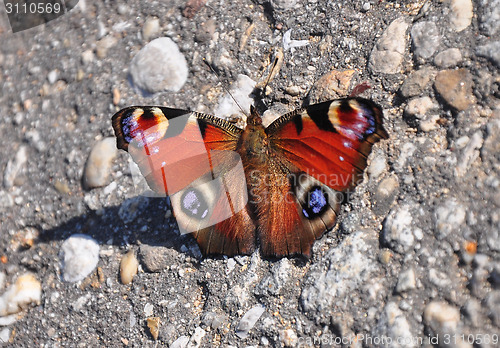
[[239, 107, 269, 165]]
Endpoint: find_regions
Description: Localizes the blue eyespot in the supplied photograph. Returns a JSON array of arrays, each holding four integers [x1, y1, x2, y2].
[[302, 186, 328, 219]]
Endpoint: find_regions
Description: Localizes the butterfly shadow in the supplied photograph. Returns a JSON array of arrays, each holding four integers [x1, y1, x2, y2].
[[40, 196, 203, 258]]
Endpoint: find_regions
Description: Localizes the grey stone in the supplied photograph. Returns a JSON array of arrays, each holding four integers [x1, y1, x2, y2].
[[130, 37, 188, 94], [485, 291, 500, 326], [255, 258, 291, 296], [396, 268, 416, 293], [369, 17, 410, 74], [60, 234, 100, 282], [301, 232, 380, 312], [400, 67, 436, 97], [186, 327, 205, 348], [3, 145, 27, 189], [405, 96, 438, 117], [476, 40, 500, 67], [411, 21, 440, 59], [478, 0, 500, 36], [372, 174, 399, 216], [434, 199, 466, 239], [235, 305, 265, 339], [373, 302, 416, 348], [382, 205, 415, 253], [455, 131, 483, 177], [434, 48, 462, 68]]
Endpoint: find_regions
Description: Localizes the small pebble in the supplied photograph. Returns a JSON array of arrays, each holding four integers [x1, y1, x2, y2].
[[0, 328, 10, 343], [396, 268, 416, 293], [142, 17, 160, 40], [235, 305, 265, 339], [81, 49, 95, 64], [382, 205, 415, 253], [120, 250, 138, 285], [411, 21, 441, 59], [434, 68, 475, 111], [96, 35, 118, 59], [47, 69, 58, 84], [83, 137, 118, 189], [455, 131, 483, 177], [373, 302, 414, 347], [3, 145, 28, 189], [60, 234, 100, 282], [139, 245, 176, 272], [449, 0, 473, 32], [308, 69, 355, 102], [215, 74, 256, 118], [399, 66, 436, 97], [130, 37, 188, 94], [147, 317, 160, 340], [476, 41, 500, 68], [424, 301, 460, 332], [171, 336, 189, 348], [0, 273, 41, 317], [434, 48, 462, 68], [271, 0, 297, 10], [369, 17, 409, 74], [405, 96, 438, 117], [419, 114, 441, 132], [372, 174, 399, 216], [0, 191, 14, 209], [187, 327, 206, 348], [434, 199, 466, 239], [144, 303, 154, 317], [478, 0, 500, 36], [368, 153, 388, 179], [280, 328, 298, 347]]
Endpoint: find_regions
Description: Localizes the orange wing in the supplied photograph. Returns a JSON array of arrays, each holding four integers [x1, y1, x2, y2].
[[252, 98, 387, 257], [112, 106, 256, 256]]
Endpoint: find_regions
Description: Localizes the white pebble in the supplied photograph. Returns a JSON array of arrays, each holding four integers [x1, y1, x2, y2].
[[83, 137, 118, 189], [60, 234, 100, 282], [130, 37, 188, 94], [235, 305, 265, 339], [144, 303, 154, 317], [0, 273, 41, 317]]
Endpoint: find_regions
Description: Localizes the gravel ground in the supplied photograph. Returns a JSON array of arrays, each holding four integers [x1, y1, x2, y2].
[[1, 0, 499, 347]]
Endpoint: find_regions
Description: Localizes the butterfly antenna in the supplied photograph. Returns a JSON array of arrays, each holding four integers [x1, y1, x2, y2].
[[202, 58, 248, 117]]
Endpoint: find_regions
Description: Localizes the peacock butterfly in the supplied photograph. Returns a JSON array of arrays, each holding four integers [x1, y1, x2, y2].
[[112, 97, 388, 257]]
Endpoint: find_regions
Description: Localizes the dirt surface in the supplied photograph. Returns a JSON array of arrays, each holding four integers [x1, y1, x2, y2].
[[1, 0, 499, 347]]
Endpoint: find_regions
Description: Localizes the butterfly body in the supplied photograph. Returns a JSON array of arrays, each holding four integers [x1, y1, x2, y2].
[[112, 98, 388, 258]]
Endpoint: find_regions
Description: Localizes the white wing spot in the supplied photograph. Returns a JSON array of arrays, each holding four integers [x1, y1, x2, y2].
[[339, 156, 345, 161]]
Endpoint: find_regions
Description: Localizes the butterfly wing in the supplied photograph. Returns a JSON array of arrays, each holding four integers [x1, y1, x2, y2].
[[256, 97, 387, 257], [112, 106, 256, 256]]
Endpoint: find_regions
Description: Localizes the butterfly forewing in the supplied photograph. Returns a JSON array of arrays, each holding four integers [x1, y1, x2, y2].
[[112, 106, 256, 256]]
